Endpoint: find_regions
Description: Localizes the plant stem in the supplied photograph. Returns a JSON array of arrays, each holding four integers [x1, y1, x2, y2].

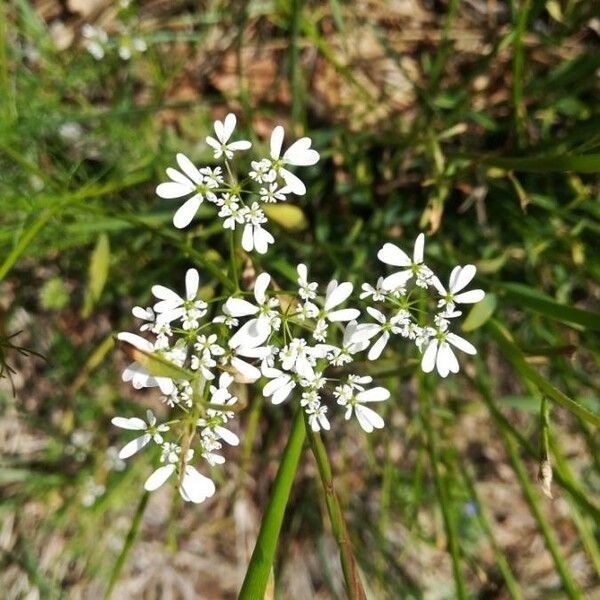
[[229, 229, 239, 291], [238, 408, 306, 600], [304, 416, 367, 600]]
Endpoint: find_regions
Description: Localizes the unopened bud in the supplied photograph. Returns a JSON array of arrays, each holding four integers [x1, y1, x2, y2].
[[538, 459, 553, 499]]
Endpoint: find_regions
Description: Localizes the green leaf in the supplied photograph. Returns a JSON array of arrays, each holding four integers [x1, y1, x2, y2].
[[262, 203, 308, 231], [487, 319, 600, 427], [82, 234, 110, 318], [481, 154, 600, 173], [462, 293, 497, 331], [500, 282, 600, 331]]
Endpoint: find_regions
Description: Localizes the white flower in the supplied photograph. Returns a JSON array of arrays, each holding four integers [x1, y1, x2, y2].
[[421, 331, 477, 378], [307, 403, 330, 432], [226, 273, 279, 347], [241, 203, 274, 254], [360, 278, 387, 301], [269, 125, 320, 195], [337, 386, 390, 432], [156, 153, 218, 229], [205, 113, 251, 160], [82, 24, 108, 60], [194, 334, 225, 357], [117, 35, 147, 60], [259, 182, 290, 203], [322, 280, 360, 322], [111, 410, 169, 459], [118, 332, 176, 394], [432, 265, 485, 311], [219, 205, 245, 230], [249, 158, 276, 183], [279, 338, 327, 379], [297, 264, 318, 300], [377, 233, 434, 290], [132, 305, 155, 331], [261, 365, 296, 404], [152, 268, 207, 329], [360, 307, 406, 360], [190, 351, 216, 380], [144, 445, 215, 504], [326, 320, 369, 366]]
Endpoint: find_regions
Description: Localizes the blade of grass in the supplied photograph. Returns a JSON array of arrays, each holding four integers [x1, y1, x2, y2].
[[304, 414, 367, 600], [238, 407, 306, 600], [418, 374, 467, 600], [511, 0, 532, 147], [487, 319, 600, 427], [103, 491, 150, 600], [461, 468, 523, 599]]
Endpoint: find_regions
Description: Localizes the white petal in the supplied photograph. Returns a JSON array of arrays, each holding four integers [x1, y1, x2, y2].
[[225, 298, 258, 318], [446, 333, 477, 355], [205, 136, 220, 151], [151, 284, 180, 303], [166, 167, 192, 186], [156, 376, 175, 395], [117, 332, 154, 352], [270, 125, 284, 159], [228, 319, 266, 349], [222, 113, 236, 142], [228, 140, 252, 151], [382, 271, 412, 291], [144, 464, 175, 491], [253, 226, 274, 254], [324, 281, 353, 311], [377, 243, 411, 267], [279, 168, 306, 195], [214, 425, 239, 446], [118, 434, 151, 459], [254, 272, 271, 305], [355, 405, 381, 432], [357, 386, 390, 402], [454, 289, 485, 304], [263, 375, 290, 397], [176, 153, 202, 184], [111, 416, 147, 430], [367, 332, 389, 360], [413, 233, 425, 263], [214, 119, 225, 143], [327, 308, 360, 322], [421, 339, 438, 373], [448, 265, 462, 292], [366, 307, 386, 324], [242, 224, 254, 252], [297, 263, 308, 282], [156, 181, 194, 199], [185, 268, 199, 301], [231, 357, 261, 381], [451, 265, 476, 293], [350, 323, 381, 343], [295, 354, 314, 380], [283, 137, 319, 165], [179, 466, 215, 503], [436, 342, 455, 378], [173, 195, 202, 229], [271, 381, 295, 405], [431, 275, 447, 296]]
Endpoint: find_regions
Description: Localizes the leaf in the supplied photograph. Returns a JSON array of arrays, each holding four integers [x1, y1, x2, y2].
[[118, 339, 195, 381], [82, 234, 110, 318], [481, 154, 600, 173], [462, 293, 497, 331], [262, 204, 308, 231], [500, 282, 600, 331], [487, 319, 600, 427]]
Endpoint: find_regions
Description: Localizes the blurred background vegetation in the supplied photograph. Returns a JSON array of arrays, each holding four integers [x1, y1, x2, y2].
[[1, 0, 599, 598]]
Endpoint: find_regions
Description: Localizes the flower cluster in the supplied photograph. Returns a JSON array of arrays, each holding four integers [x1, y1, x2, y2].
[[357, 233, 485, 377], [155, 113, 319, 254], [113, 117, 486, 505], [81, 1, 146, 61]]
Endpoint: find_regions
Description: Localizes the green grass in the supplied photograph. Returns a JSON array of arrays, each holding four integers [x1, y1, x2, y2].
[[1, 0, 599, 597]]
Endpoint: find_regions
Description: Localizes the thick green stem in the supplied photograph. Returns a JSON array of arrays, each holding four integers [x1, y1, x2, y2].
[[305, 417, 367, 600], [238, 408, 306, 600]]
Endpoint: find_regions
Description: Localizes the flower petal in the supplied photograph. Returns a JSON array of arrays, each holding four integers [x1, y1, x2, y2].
[[381, 270, 412, 291], [451, 264, 477, 293], [327, 308, 360, 322], [367, 331, 390, 360], [324, 281, 353, 311], [144, 464, 175, 491], [225, 297, 259, 317], [173, 195, 202, 229], [241, 223, 254, 252], [228, 140, 252, 151], [421, 339, 438, 373], [111, 416, 147, 430], [117, 332, 154, 352], [222, 113, 236, 142], [179, 465, 215, 503], [271, 381, 295, 404], [453, 289, 485, 304], [357, 386, 390, 402], [118, 433, 151, 459], [377, 243, 411, 267], [253, 226, 274, 254], [283, 137, 319, 165], [185, 268, 199, 301], [355, 405, 384, 432], [254, 272, 271, 305], [176, 153, 202, 184], [446, 333, 477, 355], [270, 125, 284, 159], [156, 181, 194, 199], [214, 425, 239, 446], [231, 356, 261, 382], [165, 167, 192, 186], [413, 233, 425, 263]]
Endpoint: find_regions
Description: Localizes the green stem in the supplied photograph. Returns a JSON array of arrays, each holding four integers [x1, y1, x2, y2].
[[229, 229, 239, 292], [305, 416, 367, 600], [103, 491, 149, 600], [238, 408, 306, 600]]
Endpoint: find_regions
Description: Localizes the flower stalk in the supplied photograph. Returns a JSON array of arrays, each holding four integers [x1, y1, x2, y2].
[[305, 415, 367, 600], [238, 407, 306, 600]]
